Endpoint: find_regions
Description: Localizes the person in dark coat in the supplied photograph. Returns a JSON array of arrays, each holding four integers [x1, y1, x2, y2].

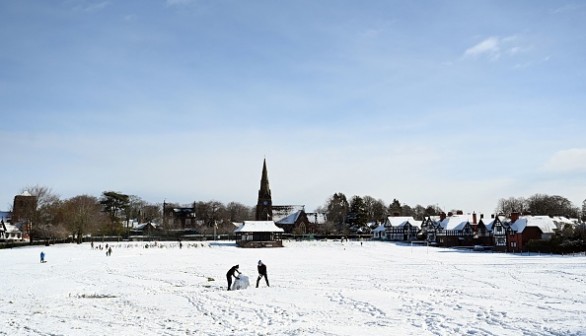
[[256, 260, 269, 288], [226, 265, 241, 291]]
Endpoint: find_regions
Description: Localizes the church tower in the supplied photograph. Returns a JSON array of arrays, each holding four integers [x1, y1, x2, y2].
[[255, 158, 273, 221]]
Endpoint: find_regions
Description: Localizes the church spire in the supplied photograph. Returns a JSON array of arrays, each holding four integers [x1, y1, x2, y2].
[[255, 158, 273, 220]]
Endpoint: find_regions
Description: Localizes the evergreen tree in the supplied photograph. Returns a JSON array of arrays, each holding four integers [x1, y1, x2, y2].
[[325, 193, 349, 227], [388, 199, 402, 216], [100, 191, 130, 235], [349, 195, 368, 228]]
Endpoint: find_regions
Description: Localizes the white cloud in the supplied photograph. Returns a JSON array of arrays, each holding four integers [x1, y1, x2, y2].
[[463, 35, 533, 62], [464, 36, 500, 60], [542, 148, 586, 173]]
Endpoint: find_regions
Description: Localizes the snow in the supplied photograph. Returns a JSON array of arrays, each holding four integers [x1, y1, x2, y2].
[[1, 241, 586, 336], [234, 221, 284, 233], [385, 216, 420, 228]]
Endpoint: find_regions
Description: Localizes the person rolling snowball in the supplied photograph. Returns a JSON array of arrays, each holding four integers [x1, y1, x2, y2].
[[226, 264, 241, 291]]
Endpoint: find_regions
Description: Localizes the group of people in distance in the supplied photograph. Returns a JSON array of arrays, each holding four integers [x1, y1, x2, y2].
[[226, 260, 269, 291]]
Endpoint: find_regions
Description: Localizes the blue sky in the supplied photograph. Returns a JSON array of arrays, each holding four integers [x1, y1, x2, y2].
[[1, 0, 586, 215]]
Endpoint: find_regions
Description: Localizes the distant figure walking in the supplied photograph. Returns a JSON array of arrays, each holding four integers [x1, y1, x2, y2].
[[226, 265, 241, 291], [40, 251, 46, 263], [106, 247, 112, 256], [256, 260, 269, 288]]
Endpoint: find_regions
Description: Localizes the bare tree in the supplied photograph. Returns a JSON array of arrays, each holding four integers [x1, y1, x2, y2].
[[226, 202, 253, 223], [363, 196, 387, 224], [495, 197, 527, 216], [63, 195, 105, 244]]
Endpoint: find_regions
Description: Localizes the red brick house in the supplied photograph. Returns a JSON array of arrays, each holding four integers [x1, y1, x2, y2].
[[506, 213, 557, 252]]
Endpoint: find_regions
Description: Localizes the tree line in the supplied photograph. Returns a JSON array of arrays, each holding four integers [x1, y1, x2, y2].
[[9, 185, 585, 243]]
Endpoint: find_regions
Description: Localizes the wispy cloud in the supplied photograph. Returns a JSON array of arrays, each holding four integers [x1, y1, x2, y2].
[[463, 35, 526, 62], [542, 148, 586, 173], [464, 36, 500, 60]]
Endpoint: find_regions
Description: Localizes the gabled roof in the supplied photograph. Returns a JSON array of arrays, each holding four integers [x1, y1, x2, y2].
[[272, 205, 305, 223], [2, 223, 21, 233], [133, 223, 157, 230], [385, 216, 420, 228], [275, 211, 301, 225], [373, 225, 386, 233], [479, 215, 507, 231], [510, 216, 557, 234], [234, 221, 284, 233], [438, 215, 470, 231]]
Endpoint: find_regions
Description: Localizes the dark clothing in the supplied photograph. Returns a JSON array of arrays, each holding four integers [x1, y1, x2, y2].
[[256, 263, 269, 288], [226, 274, 234, 291], [226, 265, 240, 291]]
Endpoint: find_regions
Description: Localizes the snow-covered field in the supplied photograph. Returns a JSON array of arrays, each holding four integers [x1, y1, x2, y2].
[[1, 240, 585, 336]]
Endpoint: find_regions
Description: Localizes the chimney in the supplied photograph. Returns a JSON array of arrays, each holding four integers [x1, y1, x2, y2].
[[439, 212, 447, 221], [491, 214, 495, 219], [480, 214, 484, 219], [510, 212, 520, 223], [472, 212, 477, 224]]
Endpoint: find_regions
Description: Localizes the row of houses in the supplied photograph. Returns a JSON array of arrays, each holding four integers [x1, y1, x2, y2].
[[373, 211, 582, 252]]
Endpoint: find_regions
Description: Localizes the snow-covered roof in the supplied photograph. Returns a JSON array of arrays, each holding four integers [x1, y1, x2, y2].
[[20, 191, 32, 196], [133, 223, 157, 230], [3, 223, 21, 233], [234, 221, 284, 233], [373, 225, 386, 232], [385, 216, 420, 228], [272, 205, 305, 223], [438, 215, 470, 231], [510, 216, 557, 234], [275, 211, 301, 225], [551, 216, 579, 229]]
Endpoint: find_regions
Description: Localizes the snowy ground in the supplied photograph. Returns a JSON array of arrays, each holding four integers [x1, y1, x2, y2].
[[1, 240, 585, 336]]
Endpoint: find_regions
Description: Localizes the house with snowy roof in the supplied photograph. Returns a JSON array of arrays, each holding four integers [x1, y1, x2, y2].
[[383, 216, 421, 241], [234, 221, 284, 248], [434, 212, 474, 247], [506, 213, 558, 252], [272, 206, 316, 235], [129, 222, 159, 237], [1, 219, 23, 242], [372, 224, 387, 240], [420, 215, 441, 243], [479, 214, 508, 250]]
